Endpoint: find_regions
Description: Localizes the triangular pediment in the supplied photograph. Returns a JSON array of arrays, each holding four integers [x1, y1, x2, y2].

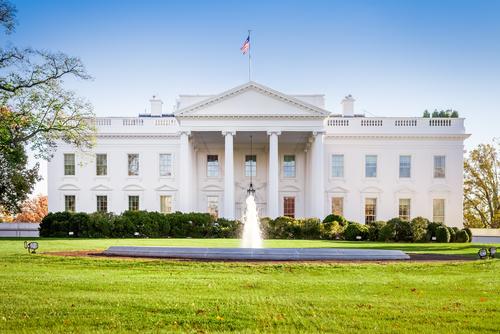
[[155, 184, 178, 192], [175, 81, 329, 119], [58, 183, 80, 191], [122, 184, 145, 191], [91, 184, 113, 191], [326, 186, 349, 194]]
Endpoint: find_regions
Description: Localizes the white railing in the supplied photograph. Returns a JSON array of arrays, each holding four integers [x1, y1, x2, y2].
[[326, 117, 464, 134], [93, 117, 179, 134]]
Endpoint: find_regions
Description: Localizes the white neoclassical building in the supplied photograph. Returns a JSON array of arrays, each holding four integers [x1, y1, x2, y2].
[[48, 81, 469, 226]]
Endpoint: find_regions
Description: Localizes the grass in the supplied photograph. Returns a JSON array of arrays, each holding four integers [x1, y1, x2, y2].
[[0, 238, 499, 333]]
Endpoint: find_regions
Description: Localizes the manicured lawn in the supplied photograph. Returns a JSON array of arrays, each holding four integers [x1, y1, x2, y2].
[[0, 239, 499, 333]]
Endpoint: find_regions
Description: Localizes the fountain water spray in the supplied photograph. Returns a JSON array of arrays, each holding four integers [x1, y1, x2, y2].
[[241, 194, 263, 248], [241, 134, 263, 248]]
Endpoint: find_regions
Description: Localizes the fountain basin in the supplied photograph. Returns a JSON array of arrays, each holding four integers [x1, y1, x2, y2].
[[102, 246, 410, 261]]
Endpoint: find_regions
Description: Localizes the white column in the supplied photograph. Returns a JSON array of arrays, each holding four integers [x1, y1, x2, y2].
[[223, 131, 235, 219], [179, 130, 191, 212], [311, 131, 325, 218], [267, 131, 281, 218]]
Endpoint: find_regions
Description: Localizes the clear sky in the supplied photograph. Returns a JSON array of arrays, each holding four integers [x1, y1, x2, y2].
[[5, 0, 500, 196]]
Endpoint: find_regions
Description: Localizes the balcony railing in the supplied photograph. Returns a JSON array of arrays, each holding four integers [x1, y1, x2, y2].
[[326, 117, 465, 134]]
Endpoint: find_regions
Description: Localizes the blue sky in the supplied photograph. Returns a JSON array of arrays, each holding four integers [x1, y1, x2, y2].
[[5, 0, 500, 195]]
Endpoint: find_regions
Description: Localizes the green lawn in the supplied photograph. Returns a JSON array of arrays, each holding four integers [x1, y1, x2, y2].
[[0, 239, 499, 333]]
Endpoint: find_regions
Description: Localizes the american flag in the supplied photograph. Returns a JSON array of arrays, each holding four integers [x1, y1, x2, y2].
[[240, 35, 250, 54]]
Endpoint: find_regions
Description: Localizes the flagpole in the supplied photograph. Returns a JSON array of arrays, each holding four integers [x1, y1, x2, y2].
[[248, 29, 251, 81]]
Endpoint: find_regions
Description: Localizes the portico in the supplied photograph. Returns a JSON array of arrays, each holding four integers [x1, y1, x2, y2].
[[174, 81, 330, 219]]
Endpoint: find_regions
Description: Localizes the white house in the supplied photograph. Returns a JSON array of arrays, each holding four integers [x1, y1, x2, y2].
[[47, 81, 469, 226]]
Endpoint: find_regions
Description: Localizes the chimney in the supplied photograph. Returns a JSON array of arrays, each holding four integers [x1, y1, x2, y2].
[[341, 94, 355, 117], [150, 95, 163, 116]]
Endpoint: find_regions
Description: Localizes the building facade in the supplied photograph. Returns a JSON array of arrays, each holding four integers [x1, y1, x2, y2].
[[48, 82, 469, 226]]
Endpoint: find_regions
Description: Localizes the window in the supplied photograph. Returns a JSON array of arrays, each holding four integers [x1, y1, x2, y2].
[[128, 196, 139, 211], [365, 198, 377, 223], [434, 156, 446, 178], [96, 154, 107, 176], [245, 155, 256, 177], [433, 199, 445, 223], [283, 197, 295, 218], [159, 153, 173, 177], [160, 195, 172, 213], [283, 155, 296, 178], [331, 154, 344, 178], [64, 153, 75, 176], [399, 198, 411, 221], [365, 155, 377, 178], [207, 196, 219, 218], [399, 155, 411, 178], [128, 154, 139, 176], [207, 155, 219, 177], [65, 195, 75, 212], [331, 197, 344, 216], [96, 196, 107, 213]]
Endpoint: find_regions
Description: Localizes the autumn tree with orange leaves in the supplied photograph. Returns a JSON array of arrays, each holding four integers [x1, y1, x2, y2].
[[14, 195, 48, 223]]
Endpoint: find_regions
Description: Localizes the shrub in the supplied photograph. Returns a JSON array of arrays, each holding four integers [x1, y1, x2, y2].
[[455, 229, 470, 243], [463, 228, 473, 242], [322, 214, 348, 226], [320, 220, 345, 240], [387, 218, 413, 242], [426, 222, 444, 241], [378, 223, 395, 242], [447, 226, 456, 242], [367, 221, 386, 241], [410, 217, 429, 242], [344, 223, 369, 241], [266, 216, 296, 239], [435, 226, 451, 243]]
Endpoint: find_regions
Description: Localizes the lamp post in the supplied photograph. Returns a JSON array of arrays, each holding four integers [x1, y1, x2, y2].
[[247, 135, 256, 197]]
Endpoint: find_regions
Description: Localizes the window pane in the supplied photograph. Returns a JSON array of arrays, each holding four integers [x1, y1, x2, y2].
[[399, 155, 411, 178], [331, 154, 344, 178], [365, 198, 377, 223], [331, 197, 343, 216], [159, 153, 173, 177], [283, 155, 296, 177], [128, 196, 139, 211], [207, 196, 218, 218], [399, 198, 411, 221], [245, 155, 256, 177], [96, 154, 107, 176], [96, 196, 107, 213], [433, 199, 445, 223], [365, 155, 377, 178], [65, 195, 75, 212], [160, 195, 172, 213], [284, 197, 295, 218], [64, 153, 75, 176], [128, 154, 139, 176], [434, 156, 446, 178], [207, 155, 219, 177]]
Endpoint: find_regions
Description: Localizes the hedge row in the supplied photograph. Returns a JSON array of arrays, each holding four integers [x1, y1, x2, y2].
[[40, 211, 472, 243], [40, 211, 242, 238]]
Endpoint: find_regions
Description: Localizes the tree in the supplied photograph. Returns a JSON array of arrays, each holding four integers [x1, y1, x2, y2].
[[15, 195, 48, 223], [0, 140, 39, 213], [0, 0, 16, 34], [0, 0, 95, 213], [422, 110, 430, 118], [463, 140, 500, 228]]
